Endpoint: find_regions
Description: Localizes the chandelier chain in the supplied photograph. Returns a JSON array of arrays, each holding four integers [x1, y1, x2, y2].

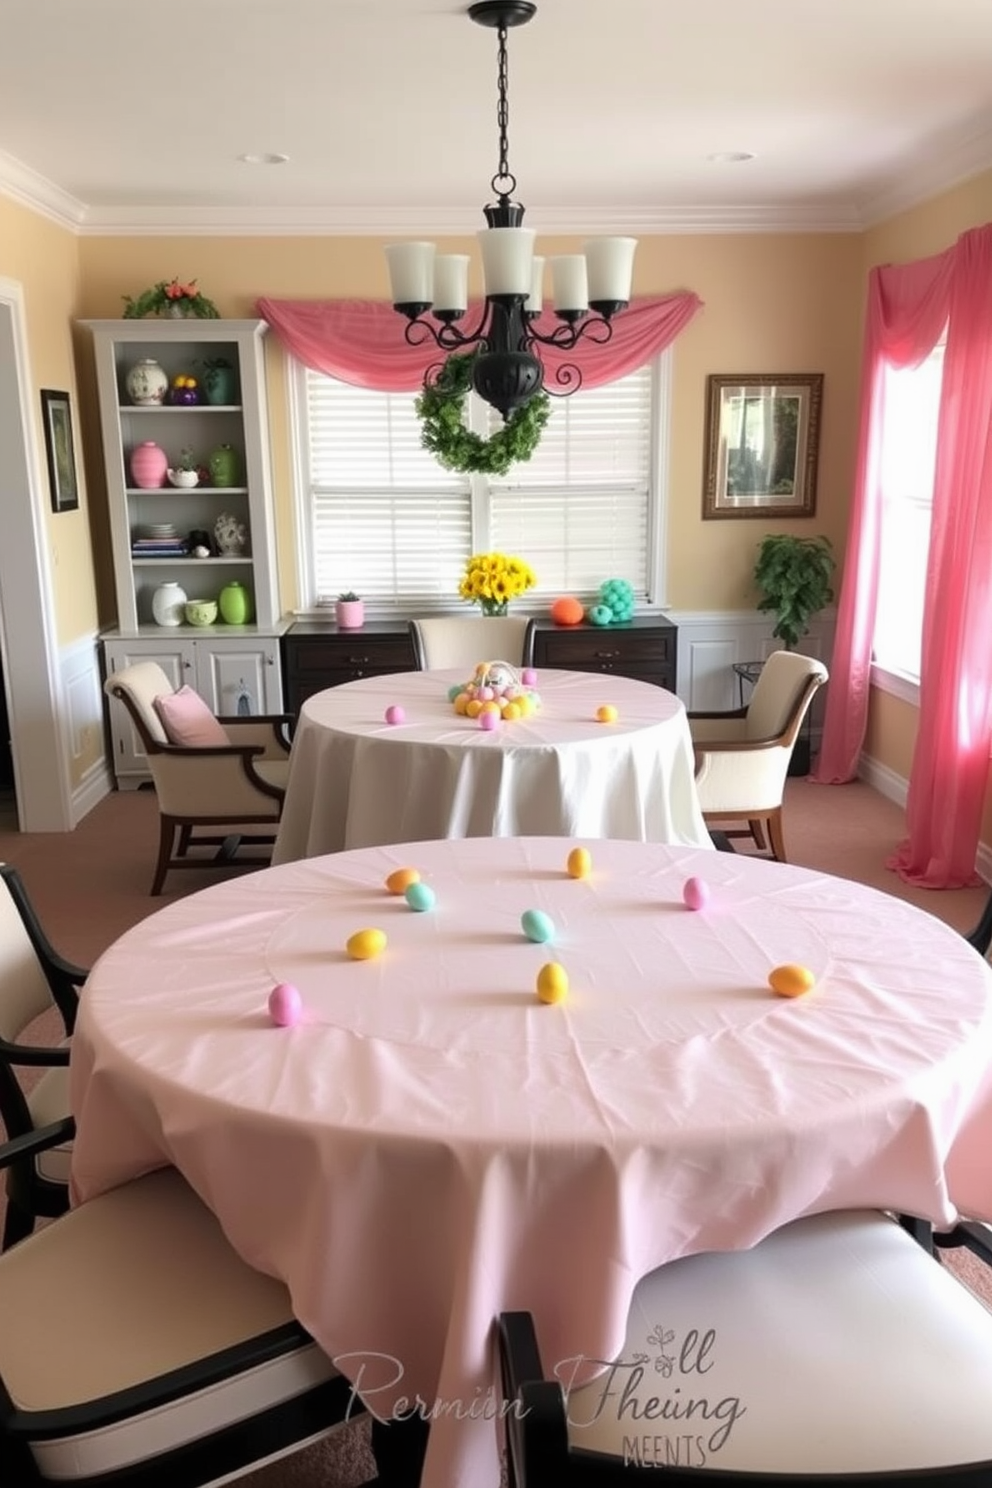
[[491, 21, 516, 200]]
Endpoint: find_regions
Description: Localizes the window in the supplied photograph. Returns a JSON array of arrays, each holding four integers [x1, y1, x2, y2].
[[290, 354, 671, 613], [873, 334, 946, 683]]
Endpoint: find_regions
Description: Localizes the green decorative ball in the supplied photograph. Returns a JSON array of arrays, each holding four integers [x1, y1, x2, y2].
[[587, 604, 614, 626]]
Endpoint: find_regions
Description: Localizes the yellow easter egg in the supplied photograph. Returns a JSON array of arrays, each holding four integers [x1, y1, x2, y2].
[[385, 867, 421, 895], [502, 702, 521, 721], [347, 928, 387, 960], [768, 963, 816, 999], [466, 698, 484, 718], [480, 699, 501, 716], [536, 962, 569, 1005], [596, 704, 618, 723], [454, 692, 470, 715], [566, 846, 592, 879]]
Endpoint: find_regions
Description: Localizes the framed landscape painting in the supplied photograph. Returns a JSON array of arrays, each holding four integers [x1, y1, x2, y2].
[[40, 389, 80, 513], [702, 373, 823, 519]]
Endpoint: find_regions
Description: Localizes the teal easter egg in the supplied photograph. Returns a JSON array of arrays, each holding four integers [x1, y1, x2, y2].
[[587, 604, 613, 626], [521, 908, 555, 944], [448, 683, 464, 701], [405, 881, 436, 913]]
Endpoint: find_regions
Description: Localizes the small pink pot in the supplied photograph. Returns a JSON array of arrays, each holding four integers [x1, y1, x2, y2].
[[130, 441, 168, 489], [336, 599, 364, 630]]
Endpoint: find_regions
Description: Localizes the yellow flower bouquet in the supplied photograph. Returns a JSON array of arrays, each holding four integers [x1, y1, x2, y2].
[[459, 552, 536, 617]]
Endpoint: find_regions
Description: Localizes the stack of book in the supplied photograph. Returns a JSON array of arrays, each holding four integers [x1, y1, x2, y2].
[[131, 537, 189, 558]]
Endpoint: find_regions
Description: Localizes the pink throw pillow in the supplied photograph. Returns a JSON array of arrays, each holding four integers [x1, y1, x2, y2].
[[153, 687, 230, 748]]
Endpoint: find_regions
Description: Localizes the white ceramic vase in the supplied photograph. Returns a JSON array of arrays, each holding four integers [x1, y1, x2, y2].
[[151, 581, 188, 627], [126, 359, 169, 406]]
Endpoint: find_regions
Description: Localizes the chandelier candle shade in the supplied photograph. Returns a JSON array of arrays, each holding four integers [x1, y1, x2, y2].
[[385, 1, 636, 420]]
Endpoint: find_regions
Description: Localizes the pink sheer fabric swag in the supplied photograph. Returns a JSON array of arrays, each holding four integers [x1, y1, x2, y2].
[[257, 293, 703, 393]]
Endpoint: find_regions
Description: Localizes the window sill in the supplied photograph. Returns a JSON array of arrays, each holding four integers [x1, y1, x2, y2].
[[871, 662, 920, 708]]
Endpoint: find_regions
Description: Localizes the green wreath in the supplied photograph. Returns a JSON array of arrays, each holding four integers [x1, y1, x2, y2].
[[415, 351, 550, 476]]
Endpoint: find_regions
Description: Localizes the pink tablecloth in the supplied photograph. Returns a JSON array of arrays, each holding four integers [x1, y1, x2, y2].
[[272, 668, 711, 862], [69, 838, 992, 1487]]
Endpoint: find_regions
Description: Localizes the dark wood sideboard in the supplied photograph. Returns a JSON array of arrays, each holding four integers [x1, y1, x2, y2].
[[282, 615, 678, 715]]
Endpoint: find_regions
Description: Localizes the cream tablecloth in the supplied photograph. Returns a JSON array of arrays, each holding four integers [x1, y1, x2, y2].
[[69, 838, 992, 1487], [272, 667, 710, 862]]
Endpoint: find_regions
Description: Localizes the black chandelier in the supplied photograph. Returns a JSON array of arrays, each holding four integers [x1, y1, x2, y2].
[[385, 0, 636, 421]]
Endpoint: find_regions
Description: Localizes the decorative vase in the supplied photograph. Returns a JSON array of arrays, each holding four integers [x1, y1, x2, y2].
[[129, 441, 168, 489], [218, 580, 252, 625], [151, 581, 188, 627], [214, 512, 247, 556], [126, 359, 169, 406], [203, 365, 236, 406], [208, 443, 240, 487], [335, 598, 365, 630], [480, 600, 509, 617]]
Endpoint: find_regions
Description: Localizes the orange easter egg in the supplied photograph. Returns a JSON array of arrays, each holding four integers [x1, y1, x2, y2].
[[385, 867, 421, 895], [768, 963, 816, 998]]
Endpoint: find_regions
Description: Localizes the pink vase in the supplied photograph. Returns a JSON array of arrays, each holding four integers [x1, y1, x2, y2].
[[130, 441, 168, 489]]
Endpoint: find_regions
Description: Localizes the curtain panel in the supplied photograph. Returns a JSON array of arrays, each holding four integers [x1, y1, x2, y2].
[[814, 223, 992, 889], [256, 293, 703, 392]]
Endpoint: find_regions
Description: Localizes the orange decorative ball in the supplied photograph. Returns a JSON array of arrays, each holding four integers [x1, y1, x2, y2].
[[551, 596, 584, 627]]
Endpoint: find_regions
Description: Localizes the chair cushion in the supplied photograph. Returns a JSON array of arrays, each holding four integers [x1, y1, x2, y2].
[[153, 687, 230, 748], [0, 1167, 339, 1480], [562, 1210, 992, 1473]]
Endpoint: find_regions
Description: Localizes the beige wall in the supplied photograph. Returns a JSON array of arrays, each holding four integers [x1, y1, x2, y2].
[[75, 231, 864, 616], [0, 196, 99, 646], [859, 167, 992, 815]]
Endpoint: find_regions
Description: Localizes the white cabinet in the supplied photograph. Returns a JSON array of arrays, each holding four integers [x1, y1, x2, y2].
[[103, 635, 284, 787], [83, 318, 288, 784]]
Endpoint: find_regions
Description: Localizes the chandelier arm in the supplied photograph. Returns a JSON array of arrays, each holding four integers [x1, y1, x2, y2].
[[526, 315, 617, 351], [540, 362, 584, 396]]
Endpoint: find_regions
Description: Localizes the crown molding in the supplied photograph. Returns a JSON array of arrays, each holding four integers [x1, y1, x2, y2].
[[0, 150, 86, 229], [858, 121, 992, 228]]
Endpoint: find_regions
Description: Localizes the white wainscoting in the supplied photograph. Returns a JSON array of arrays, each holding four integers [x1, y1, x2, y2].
[[668, 608, 836, 722], [61, 633, 113, 825]]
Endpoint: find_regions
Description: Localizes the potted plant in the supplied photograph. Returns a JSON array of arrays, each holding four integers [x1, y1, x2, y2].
[[336, 591, 364, 630], [753, 534, 835, 650], [752, 533, 835, 774]]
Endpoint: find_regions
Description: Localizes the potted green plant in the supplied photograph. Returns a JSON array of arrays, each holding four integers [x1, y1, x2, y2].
[[752, 533, 835, 774], [336, 591, 364, 630], [753, 534, 835, 651]]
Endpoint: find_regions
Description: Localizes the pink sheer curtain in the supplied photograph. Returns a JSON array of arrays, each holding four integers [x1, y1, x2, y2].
[[813, 247, 954, 784], [256, 293, 703, 392], [887, 225, 992, 886]]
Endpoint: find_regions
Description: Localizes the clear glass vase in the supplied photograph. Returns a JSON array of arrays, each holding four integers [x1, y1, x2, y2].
[[480, 599, 509, 617]]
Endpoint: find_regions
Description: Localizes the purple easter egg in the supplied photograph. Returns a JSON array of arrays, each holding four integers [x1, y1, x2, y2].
[[478, 710, 498, 730], [385, 704, 406, 725], [521, 667, 537, 686], [682, 877, 710, 912]]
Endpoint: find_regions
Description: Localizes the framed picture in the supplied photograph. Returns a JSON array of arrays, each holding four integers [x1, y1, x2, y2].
[[40, 389, 79, 513], [702, 373, 823, 519]]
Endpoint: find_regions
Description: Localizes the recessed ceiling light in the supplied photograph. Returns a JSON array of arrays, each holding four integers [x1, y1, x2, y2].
[[707, 151, 755, 164], [237, 152, 289, 166]]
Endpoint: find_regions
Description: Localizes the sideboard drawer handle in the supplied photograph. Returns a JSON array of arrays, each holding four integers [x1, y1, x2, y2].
[[348, 655, 371, 665], [593, 649, 620, 659]]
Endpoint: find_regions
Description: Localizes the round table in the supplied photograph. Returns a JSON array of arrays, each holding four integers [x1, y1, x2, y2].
[[273, 667, 710, 862], [69, 838, 992, 1487]]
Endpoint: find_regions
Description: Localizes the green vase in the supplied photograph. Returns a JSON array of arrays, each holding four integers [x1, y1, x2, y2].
[[203, 365, 236, 406], [218, 581, 252, 625], [209, 443, 240, 487]]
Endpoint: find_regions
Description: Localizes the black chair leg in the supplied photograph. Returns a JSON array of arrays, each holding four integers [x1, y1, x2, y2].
[[2, 1195, 33, 1252]]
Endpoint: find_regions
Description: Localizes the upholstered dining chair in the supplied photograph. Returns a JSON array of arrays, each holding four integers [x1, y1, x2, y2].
[[688, 650, 828, 861], [0, 1121, 363, 1487], [409, 616, 536, 671], [104, 662, 293, 894], [498, 1208, 992, 1487], [0, 863, 86, 1252]]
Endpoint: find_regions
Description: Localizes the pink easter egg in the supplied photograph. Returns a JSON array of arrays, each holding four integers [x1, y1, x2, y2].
[[385, 704, 405, 725], [478, 710, 498, 730], [682, 877, 710, 912], [521, 667, 537, 686], [268, 982, 303, 1026]]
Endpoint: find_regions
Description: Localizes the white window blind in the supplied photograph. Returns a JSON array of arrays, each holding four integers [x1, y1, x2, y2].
[[293, 355, 666, 611], [873, 335, 945, 681]]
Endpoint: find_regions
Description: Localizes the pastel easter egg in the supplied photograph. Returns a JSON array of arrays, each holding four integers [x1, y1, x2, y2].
[[454, 692, 471, 715], [502, 702, 521, 721], [404, 881, 436, 913], [347, 928, 387, 960], [479, 710, 498, 731], [521, 908, 555, 944], [566, 846, 592, 879], [268, 982, 303, 1027], [385, 867, 420, 895], [466, 699, 484, 718], [596, 704, 618, 724], [536, 962, 569, 1005], [448, 684, 464, 702], [521, 667, 537, 686], [768, 963, 816, 999], [682, 877, 710, 911], [384, 704, 406, 725]]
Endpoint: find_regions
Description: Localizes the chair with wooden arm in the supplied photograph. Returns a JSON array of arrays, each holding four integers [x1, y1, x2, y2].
[[103, 661, 293, 894], [0, 863, 87, 1251], [409, 615, 536, 671], [688, 650, 828, 861]]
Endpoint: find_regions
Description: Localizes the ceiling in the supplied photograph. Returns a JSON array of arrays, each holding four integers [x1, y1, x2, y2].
[[3, 0, 992, 235]]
